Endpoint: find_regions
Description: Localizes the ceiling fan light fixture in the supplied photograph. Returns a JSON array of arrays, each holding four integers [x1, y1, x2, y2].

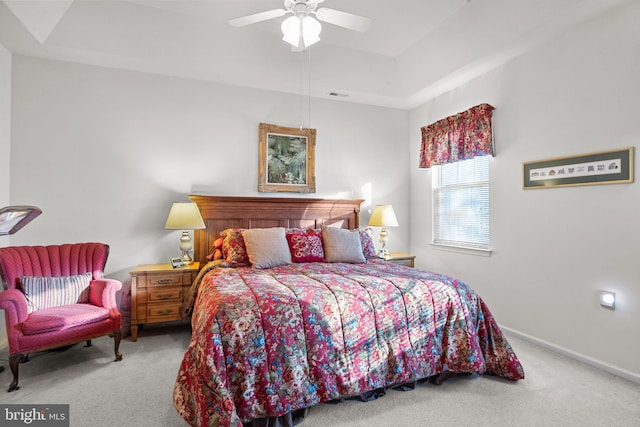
[[231, 0, 370, 48], [281, 14, 321, 49], [281, 15, 301, 46], [301, 16, 321, 47]]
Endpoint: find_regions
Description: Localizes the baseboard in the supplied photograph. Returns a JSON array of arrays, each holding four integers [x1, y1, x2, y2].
[[501, 325, 640, 384]]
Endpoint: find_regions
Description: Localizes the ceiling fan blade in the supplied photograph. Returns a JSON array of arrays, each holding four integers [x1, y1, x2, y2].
[[315, 8, 371, 32], [229, 9, 287, 27]]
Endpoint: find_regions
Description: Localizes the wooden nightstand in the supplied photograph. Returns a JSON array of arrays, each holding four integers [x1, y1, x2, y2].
[[383, 252, 415, 268], [129, 262, 199, 341]]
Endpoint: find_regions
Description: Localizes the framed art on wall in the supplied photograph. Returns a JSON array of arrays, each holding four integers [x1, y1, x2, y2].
[[258, 123, 316, 193], [522, 147, 634, 189]]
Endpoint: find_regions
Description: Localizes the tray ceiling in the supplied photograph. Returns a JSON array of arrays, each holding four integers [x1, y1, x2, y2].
[[0, 0, 630, 109]]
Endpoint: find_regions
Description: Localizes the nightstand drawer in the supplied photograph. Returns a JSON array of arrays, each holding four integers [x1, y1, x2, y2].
[[139, 272, 186, 287], [148, 287, 182, 302], [147, 302, 182, 322]]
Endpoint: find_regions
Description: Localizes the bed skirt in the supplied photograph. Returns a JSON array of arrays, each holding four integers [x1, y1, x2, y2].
[[241, 373, 463, 427]]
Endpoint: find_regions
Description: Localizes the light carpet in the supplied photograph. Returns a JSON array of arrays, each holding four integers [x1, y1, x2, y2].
[[1, 324, 638, 426]]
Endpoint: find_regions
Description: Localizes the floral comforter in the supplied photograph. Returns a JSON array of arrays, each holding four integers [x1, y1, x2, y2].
[[173, 260, 524, 427]]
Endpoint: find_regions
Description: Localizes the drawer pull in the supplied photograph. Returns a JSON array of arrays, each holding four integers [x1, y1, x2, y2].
[[156, 293, 175, 300], [156, 278, 174, 284], [156, 309, 174, 316]]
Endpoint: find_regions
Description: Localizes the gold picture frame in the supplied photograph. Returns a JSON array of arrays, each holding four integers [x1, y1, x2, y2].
[[258, 123, 316, 193], [522, 147, 634, 189]]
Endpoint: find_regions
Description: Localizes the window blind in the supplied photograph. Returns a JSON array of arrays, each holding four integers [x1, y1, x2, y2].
[[433, 156, 490, 249]]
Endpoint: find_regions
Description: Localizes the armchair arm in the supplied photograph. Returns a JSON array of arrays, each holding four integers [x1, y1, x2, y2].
[[89, 278, 122, 316], [0, 288, 29, 326], [0, 289, 29, 351]]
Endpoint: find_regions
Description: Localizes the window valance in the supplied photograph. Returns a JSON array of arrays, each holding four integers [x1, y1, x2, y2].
[[419, 103, 495, 169]]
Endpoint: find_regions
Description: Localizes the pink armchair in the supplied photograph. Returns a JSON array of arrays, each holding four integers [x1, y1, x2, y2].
[[0, 242, 123, 392]]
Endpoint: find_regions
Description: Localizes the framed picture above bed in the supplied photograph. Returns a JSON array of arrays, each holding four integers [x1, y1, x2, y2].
[[258, 123, 316, 193]]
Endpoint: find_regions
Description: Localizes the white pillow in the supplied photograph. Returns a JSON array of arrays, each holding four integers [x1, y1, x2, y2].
[[322, 226, 366, 263], [241, 227, 292, 269]]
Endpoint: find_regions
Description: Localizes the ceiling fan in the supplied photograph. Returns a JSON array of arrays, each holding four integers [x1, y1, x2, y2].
[[229, 0, 371, 49]]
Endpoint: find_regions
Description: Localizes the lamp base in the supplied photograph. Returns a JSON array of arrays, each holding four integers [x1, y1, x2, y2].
[[378, 227, 390, 258], [179, 231, 193, 265], [180, 252, 193, 266]]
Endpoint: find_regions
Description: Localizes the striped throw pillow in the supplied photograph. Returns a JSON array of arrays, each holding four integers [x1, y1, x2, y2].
[[21, 272, 93, 313]]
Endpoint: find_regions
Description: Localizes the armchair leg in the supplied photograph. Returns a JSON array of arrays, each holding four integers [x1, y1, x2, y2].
[[110, 330, 123, 361], [7, 354, 21, 392], [85, 340, 92, 347]]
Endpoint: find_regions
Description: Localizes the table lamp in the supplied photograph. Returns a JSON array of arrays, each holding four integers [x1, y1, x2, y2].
[[164, 202, 205, 265], [368, 204, 399, 258]]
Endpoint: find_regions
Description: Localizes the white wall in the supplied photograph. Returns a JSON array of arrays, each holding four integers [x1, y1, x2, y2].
[[410, 2, 640, 380], [7, 56, 410, 283], [0, 43, 11, 347], [0, 45, 9, 205]]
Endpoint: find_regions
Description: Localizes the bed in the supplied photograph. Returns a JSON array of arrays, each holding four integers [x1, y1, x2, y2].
[[173, 196, 524, 427]]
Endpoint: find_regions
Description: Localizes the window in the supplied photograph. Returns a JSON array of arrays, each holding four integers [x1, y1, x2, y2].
[[432, 156, 490, 251]]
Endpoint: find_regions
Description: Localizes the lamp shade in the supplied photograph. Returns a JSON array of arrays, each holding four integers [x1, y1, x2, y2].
[[368, 205, 399, 227], [164, 203, 205, 230]]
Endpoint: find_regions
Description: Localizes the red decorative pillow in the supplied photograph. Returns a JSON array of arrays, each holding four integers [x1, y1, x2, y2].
[[221, 228, 249, 266], [286, 233, 325, 263], [285, 227, 310, 235], [359, 229, 377, 258], [307, 228, 322, 237]]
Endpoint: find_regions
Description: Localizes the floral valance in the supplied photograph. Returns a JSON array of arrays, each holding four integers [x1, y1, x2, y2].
[[419, 103, 495, 168]]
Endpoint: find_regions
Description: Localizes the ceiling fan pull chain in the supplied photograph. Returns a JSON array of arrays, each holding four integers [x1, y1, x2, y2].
[[308, 45, 312, 130], [299, 48, 304, 130]]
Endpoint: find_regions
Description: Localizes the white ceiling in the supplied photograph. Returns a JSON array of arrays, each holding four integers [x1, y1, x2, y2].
[[0, 0, 630, 109]]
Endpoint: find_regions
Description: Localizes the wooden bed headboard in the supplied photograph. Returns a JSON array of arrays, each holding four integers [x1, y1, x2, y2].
[[189, 195, 364, 265]]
